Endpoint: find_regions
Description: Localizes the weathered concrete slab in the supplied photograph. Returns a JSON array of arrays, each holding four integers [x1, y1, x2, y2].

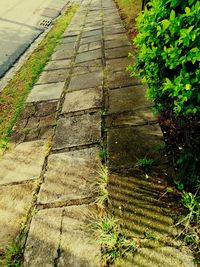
[[106, 70, 141, 89], [24, 206, 100, 267], [109, 173, 176, 238], [106, 107, 157, 127], [51, 49, 74, 60], [26, 82, 64, 102], [82, 29, 102, 37], [105, 46, 131, 59], [108, 125, 165, 169], [44, 59, 71, 71], [106, 57, 134, 72], [59, 205, 100, 266], [104, 33, 127, 41], [80, 35, 102, 45], [105, 39, 130, 49], [75, 49, 102, 63], [62, 88, 102, 114], [0, 141, 47, 185], [53, 113, 101, 150], [0, 182, 36, 251], [108, 85, 148, 114], [69, 71, 103, 91], [23, 208, 62, 267], [42, 8, 60, 18], [132, 247, 195, 267], [36, 69, 69, 84], [38, 147, 99, 204]]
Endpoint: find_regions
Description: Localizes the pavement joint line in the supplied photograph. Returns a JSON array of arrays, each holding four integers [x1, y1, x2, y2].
[[37, 197, 96, 211]]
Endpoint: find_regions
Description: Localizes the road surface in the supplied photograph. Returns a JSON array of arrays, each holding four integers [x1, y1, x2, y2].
[[0, 0, 69, 78]]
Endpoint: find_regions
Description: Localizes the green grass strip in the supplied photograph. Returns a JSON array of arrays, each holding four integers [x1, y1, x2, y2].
[[0, 4, 78, 149]]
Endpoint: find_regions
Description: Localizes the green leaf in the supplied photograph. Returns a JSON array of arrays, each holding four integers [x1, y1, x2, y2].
[[185, 7, 190, 14], [170, 10, 176, 20], [161, 19, 170, 31]]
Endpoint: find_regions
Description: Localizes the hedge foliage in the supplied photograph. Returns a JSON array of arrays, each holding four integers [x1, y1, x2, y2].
[[128, 0, 200, 116], [129, 0, 200, 190]]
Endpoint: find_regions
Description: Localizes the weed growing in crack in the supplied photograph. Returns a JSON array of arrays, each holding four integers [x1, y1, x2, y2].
[[96, 215, 137, 266], [96, 164, 109, 211], [136, 156, 155, 172], [98, 148, 108, 162], [2, 240, 23, 267]]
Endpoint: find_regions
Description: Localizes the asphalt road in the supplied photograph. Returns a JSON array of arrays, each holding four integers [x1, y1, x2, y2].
[[0, 0, 69, 78]]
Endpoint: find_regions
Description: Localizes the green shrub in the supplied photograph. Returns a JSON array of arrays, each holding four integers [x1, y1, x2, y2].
[[129, 0, 200, 116], [128, 0, 200, 190]]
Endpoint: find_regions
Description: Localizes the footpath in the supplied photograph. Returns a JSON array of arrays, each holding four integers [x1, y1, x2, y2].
[[0, 0, 196, 266]]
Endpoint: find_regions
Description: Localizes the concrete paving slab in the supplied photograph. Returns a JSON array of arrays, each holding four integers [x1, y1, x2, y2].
[[106, 57, 134, 72], [105, 39, 130, 49], [108, 85, 148, 114], [23, 208, 62, 267], [36, 69, 69, 84], [108, 125, 165, 169], [38, 147, 99, 204], [0, 182, 36, 251], [51, 49, 74, 60], [53, 113, 101, 150], [0, 141, 47, 185], [69, 71, 103, 90], [26, 82, 64, 102], [132, 247, 195, 267], [75, 49, 102, 63], [62, 87, 102, 114], [59, 205, 100, 266], [105, 46, 131, 59], [44, 59, 71, 71], [106, 70, 141, 89]]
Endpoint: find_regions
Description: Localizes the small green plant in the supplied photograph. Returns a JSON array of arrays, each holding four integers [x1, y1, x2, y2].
[[136, 156, 155, 171], [177, 191, 200, 230], [98, 148, 108, 161], [144, 231, 159, 241], [96, 164, 109, 210], [96, 215, 137, 266], [2, 240, 23, 267], [183, 232, 199, 246]]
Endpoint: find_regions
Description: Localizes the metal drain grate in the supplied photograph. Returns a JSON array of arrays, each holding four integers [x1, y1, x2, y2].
[[38, 19, 52, 29]]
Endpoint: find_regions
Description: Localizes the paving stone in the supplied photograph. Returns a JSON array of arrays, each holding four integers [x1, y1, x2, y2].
[[69, 71, 103, 90], [38, 147, 99, 204], [108, 85, 148, 114], [75, 49, 102, 63], [53, 113, 101, 150], [26, 117, 39, 129], [106, 70, 141, 89], [59, 205, 100, 266], [105, 46, 131, 59], [82, 29, 102, 37], [0, 182, 36, 251], [39, 114, 56, 128], [75, 59, 102, 67], [24, 206, 100, 267], [104, 33, 128, 41], [109, 174, 176, 238], [89, 41, 102, 50], [108, 125, 165, 169], [23, 208, 62, 267], [61, 36, 77, 44], [39, 126, 55, 140], [44, 59, 71, 71], [73, 65, 102, 75], [104, 27, 126, 35], [63, 30, 80, 37], [19, 104, 36, 119], [80, 35, 102, 45], [132, 247, 195, 267], [35, 100, 58, 117], [62, 88, 102, 114], [24, 128, 40, 142], [37, 69, 69, 84], [51, 49, 74, 60], [106, 107, 157, 127], [106, 57, 135, 72], [0, 141, 47, 185], [79, 44, 89, 53], [105, 39, 130, 49], [26, 82, 64, 102]]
